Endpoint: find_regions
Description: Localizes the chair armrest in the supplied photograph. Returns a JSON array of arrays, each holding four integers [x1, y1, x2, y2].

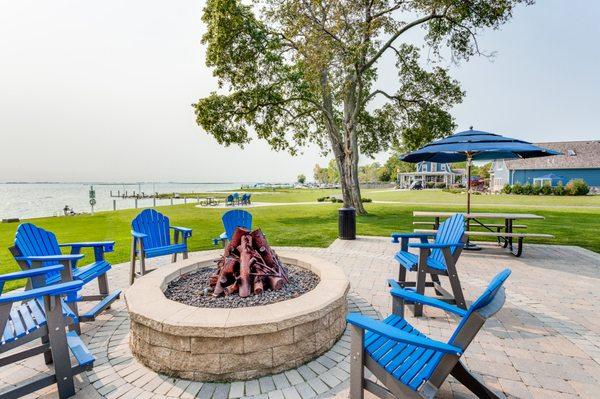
[[346, 313, 462, 355], [0, 265, 65, 283], [0, 281, 83, 304], [391, 288, 467, 317], [391, 232, 435, 243], [59, 241, 115, 252], [14, 254, 85, 264], [171, 226, 192, 238], [408, 242, 463, 249], [131, 230, 147, 239], [213, 232, 228, 246]]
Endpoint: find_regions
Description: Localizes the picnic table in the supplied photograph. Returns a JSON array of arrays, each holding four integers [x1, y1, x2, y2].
[[200, 197, 220, 206], [412, 211, 553, 257]]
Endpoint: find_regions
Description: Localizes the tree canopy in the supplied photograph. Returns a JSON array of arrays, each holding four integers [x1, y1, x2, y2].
[[195, 0, 533, 213]]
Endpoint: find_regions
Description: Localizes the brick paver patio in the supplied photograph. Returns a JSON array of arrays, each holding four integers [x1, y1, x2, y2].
[[2, 238, 600, 398]]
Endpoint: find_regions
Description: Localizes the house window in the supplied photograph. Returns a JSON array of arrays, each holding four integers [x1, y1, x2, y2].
[[567, 149, 576, 156], [440, 164, 446, 171]]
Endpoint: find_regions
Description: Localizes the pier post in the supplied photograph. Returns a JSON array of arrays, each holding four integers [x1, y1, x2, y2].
[[135, 198, 138, 209], [184, 198, 187, 204], [153, 198, 156, 208], [170, 197, 173, 206], [113, 200, 116, 211]]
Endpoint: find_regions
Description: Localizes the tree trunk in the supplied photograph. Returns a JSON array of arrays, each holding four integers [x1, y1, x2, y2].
[[339, 151, 365, 214], [339, 108, 366, 215], [320, 69, 366, 215], [326, 123, 365, 214]]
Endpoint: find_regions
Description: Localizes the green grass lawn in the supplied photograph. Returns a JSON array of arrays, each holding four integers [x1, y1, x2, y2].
[[1, 189, 598, 291]]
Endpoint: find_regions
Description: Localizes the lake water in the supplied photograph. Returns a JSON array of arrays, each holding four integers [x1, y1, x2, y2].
[[0, 182, 243, 219]]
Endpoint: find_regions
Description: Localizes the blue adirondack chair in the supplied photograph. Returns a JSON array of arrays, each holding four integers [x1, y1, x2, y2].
[[10, 223, 121, 325], [232, 192, 240, 205], [213, 209, 253, 246], [130, 209, 192, 284], [390, 213, 466, 316], [0, 265, 95, 398], [225, 194, 235, 206], [347, 269, 511, 399]]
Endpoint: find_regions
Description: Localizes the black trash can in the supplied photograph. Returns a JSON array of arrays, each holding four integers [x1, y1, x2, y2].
[[338, 207, 356, 240]]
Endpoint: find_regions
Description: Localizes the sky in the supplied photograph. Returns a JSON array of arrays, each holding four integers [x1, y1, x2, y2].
[[0, 0, 598, 183]]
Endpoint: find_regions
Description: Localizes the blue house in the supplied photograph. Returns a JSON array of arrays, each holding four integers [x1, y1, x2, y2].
[[397, 161, 464, 188], [491, 140, 600, 191]]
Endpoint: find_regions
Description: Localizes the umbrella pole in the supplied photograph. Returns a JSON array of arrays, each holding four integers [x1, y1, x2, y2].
[[467, 156, 471, 215], [464, 153, 481, 250]]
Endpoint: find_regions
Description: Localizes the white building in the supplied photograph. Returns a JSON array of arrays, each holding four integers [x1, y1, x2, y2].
[[397, 162, 465, 189]]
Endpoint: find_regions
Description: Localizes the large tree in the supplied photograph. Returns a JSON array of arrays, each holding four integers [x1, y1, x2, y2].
[[194, 0, 532, 214]]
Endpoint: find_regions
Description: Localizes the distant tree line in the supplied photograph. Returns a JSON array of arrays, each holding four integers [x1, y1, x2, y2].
[[313, 154, 415, 184]]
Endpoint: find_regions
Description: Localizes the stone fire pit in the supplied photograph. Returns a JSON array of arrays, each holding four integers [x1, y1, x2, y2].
[[125, 251, 349, 381]]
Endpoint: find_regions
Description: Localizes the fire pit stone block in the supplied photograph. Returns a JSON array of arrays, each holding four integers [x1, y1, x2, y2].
[[125, 250, 349, 381]]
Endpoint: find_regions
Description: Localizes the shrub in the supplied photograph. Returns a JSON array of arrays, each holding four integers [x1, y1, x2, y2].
[[511, 183, 523, 195], [502, 184, 512, 194], [426, 181, 435, 189], [540, 183, 553, 195], [565, 179, 589, 196], [317, 196, 331, 202], [434, 182, 447, 189], [521, 183, 533, 195], [531, 184, 542, 195], [553, 182, 565, 196], [361, 198, 372, 203]]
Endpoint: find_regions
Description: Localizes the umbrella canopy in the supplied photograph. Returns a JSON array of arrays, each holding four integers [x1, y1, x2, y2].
[[401, 128, 561, 249], [402, 129, 561, 163]]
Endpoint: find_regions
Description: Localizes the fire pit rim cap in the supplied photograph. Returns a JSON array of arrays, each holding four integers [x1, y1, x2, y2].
[[125, 249, 349, 337]]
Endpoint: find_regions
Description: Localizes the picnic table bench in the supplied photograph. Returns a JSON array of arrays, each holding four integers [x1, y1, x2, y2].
[[413, 211, 553, 257]]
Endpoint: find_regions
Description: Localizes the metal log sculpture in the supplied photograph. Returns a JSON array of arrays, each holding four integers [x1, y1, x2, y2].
[[210, 228, 288, 297]]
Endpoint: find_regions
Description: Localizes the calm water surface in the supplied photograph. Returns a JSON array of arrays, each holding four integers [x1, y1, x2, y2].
[[0, 183, 243, 219]]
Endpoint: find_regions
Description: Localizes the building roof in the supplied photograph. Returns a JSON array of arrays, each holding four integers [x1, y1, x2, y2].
[[505, 141, 600, 170]]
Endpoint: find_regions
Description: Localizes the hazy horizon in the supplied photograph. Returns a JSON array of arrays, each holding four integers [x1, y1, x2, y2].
[[1, 0, 598, 183]]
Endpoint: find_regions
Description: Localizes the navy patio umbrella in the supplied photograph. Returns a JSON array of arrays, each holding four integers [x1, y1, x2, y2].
[[401, 128, 560, 246]]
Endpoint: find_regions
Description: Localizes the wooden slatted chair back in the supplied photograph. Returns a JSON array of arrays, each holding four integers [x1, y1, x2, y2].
[[14, 223, 63, 282], [449, 268, 511, 347], [131, 209, 171, 250], [430, 214, 465, 265], [425, 268, 511, 390], [222, 210, 252, 239]]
